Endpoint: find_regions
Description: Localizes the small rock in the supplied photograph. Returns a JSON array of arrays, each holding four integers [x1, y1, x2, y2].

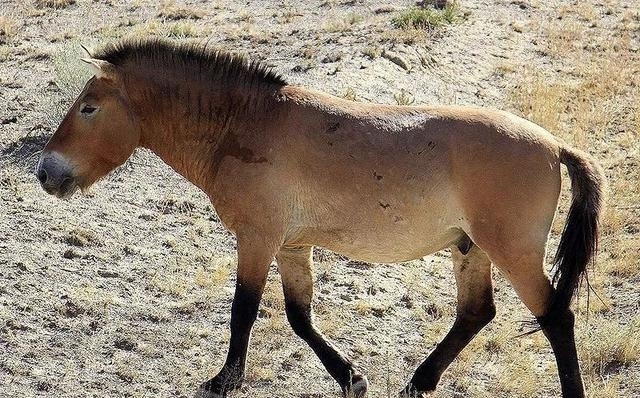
[[35, 381, 52, 392], [63, 249, 80, 259], [419, 0, 453, 9], [373, 6, 395, 14], [291, 63, 314, 73], [509, 0, 528, 8], [114, 338, 137, 351], [511, 21, 524, 33], [97, 269, 119, 278], [322, 51, 342, 63], [61, 300, 84, 318], [382, 50, 410, 71], [138, 213, 156, 221]]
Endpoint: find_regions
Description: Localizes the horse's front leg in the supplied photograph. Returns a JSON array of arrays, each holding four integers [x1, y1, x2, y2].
[[276, 245, 368, 398], [196, 230, 278, 398]]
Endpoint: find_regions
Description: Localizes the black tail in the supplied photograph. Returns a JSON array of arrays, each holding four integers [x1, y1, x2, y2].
[[547, 146, 605, 318]]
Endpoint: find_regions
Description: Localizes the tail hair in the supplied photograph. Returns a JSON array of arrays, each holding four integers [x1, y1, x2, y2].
[[545, 145, 605, 320]]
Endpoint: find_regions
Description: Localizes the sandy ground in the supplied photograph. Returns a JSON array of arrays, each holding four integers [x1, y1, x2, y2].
[[1, 1, 638, 397]]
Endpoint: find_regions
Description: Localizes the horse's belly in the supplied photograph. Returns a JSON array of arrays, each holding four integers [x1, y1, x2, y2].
[[320, 226, 461, 263], [293, 197, 463, 263]]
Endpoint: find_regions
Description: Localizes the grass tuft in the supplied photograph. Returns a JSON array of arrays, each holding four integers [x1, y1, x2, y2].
[[167, 21, 199, 38], [325, 13, 363, 33], [158, 0, 203, 20], [0, 15, 17, 44], [582, 316, 640, 376], [394, 89, 415, 106], [392, 3, 458, 30], [342, 87, 357, 101]]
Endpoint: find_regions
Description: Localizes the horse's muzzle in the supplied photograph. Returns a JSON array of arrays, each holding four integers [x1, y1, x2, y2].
[[36, 151, 79, 199]]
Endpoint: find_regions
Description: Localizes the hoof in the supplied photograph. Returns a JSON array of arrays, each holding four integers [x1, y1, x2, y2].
[[194, 387, 224, 398], [345, 375, 368, 398], [399, 386, 430, 398]]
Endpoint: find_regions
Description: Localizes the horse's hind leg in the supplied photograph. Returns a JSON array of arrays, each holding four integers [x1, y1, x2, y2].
[[276, 246, 368, 398], [402, 241, 495, 396], [491, 253, 585, 397]]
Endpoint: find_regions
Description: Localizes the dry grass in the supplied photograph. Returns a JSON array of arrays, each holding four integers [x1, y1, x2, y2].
[[391, 3, 459, 30], [361, 45, 382, 59], [0, 15, 17, 44], [167, 21, 199, 38], [582, 315, 640, 377], [325, 13, 363, 33], [342, 87, 358, 101], [158, 0, 204, 20], [510, 15, 640, 269], [2, 1, 638, 397], [509, 5, 640, 396], [0, 46, 11, 61], [393, 89, 415, 105]]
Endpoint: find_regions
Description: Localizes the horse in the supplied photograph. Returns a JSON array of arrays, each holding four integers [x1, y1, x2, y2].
[[36, 38, 604, 398]]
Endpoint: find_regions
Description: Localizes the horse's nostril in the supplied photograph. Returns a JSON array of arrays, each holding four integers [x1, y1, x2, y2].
[[37, 168, 48, 184]]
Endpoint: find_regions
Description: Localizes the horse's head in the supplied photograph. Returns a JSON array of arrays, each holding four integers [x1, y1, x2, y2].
[[36, 57, 140, 198]]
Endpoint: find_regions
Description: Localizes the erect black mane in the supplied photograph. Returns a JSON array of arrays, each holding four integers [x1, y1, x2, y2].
[[91, 38, 287, 86]]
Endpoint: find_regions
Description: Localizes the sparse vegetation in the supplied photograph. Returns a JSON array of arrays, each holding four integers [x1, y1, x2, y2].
[[158, 0, 203, 20], [0, 15, 17, 44], [325, 13, 363, 33], [167, 21, 199, 38], [394, 89, 415, 105], [342, 87, 357, 101], [362, 45, 382, 59], [392, 3, 459, 30], [0, 45, 11, 61]]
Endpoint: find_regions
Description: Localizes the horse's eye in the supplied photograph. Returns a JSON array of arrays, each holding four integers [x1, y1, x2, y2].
[[80, 103, 98, 115]]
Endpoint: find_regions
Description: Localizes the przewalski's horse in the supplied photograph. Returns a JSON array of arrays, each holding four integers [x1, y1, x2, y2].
[[36, 38, 604, 398]]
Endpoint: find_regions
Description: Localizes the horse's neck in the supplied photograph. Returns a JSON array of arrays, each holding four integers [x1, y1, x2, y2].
[[133, 80, 271, 193]]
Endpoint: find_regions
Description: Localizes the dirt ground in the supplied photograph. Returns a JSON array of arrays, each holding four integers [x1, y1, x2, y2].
[[1, 1, 638, 397]]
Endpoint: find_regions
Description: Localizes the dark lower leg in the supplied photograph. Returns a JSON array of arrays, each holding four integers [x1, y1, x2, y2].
[[285, 301, 363, 394], [538, 308, 585, 398], [403, 312, 494, 394], [199, 283, 263, 395], [404, 244, 494, 395], [277, 246, 365, 396]]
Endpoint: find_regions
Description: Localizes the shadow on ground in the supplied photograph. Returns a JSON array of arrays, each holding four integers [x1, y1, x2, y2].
[[1, 133, 49, 171]]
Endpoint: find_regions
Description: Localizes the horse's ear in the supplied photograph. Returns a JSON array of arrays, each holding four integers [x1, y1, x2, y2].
[[81, 58, 118, 82]]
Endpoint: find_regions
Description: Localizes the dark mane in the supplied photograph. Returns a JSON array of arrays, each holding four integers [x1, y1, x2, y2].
[[91, 38, 287, 86]]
